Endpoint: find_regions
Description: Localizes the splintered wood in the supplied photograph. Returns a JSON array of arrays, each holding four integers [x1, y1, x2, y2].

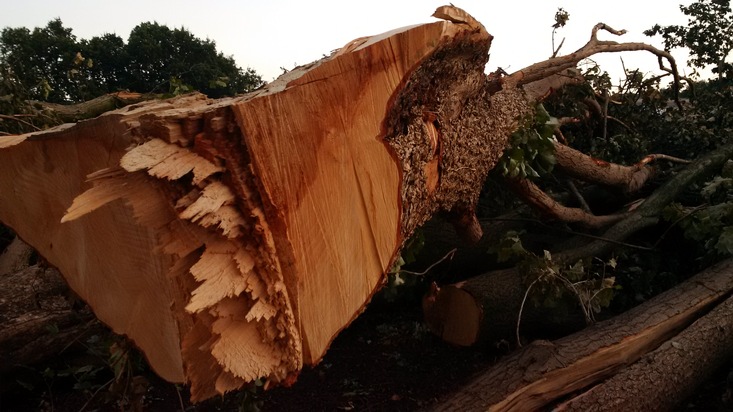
[[0, 5, 524, 401], [62, 108, 301, 401]]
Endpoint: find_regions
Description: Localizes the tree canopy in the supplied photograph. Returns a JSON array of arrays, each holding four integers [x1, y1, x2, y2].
[[0, 19, 263, 103], [645, 0, 733, 79]]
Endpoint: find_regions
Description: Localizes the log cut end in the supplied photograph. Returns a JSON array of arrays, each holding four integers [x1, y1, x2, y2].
[[423, 283, 482, 346]]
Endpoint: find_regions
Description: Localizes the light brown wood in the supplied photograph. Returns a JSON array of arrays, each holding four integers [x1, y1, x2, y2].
[[0, 6, 536, 401]]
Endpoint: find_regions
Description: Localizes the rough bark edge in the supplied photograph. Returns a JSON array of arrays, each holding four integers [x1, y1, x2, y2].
[[555, 293, 733, 412]]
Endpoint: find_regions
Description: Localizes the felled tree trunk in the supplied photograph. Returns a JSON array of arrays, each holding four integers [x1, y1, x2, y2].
[[555, 292, 733, 412], [0, 6, 536, 402], [431, 258, 733, 412]]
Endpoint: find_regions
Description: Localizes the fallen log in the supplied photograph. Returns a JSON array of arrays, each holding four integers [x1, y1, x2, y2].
[[430, 258, 733, 412], [0, 6, 536, 401], [555, 292, 733, 412]]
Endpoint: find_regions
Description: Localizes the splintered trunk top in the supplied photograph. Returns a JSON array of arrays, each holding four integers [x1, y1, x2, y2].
[[0, 6, 531, 401]]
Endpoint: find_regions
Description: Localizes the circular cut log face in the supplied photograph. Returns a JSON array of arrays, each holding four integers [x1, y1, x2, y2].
[[424, 284, 482, 346]]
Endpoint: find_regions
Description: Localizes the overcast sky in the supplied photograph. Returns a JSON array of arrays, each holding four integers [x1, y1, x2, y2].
[[1, 0, 695, 84]]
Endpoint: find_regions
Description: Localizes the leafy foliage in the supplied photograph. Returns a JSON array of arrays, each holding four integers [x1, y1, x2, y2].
[[491, 231, 617, 324], [663, 163, 733, 263], [497, 104, 557, 179], [0, 63, 63, 134], [645, 0, 733, 79], [552, 8, 570, 29], [0, 19, 264, 103], [124, 22, 262, 98]]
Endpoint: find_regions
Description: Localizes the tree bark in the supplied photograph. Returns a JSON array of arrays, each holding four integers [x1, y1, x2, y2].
[[430, 258, 733, 412], [553, 142, 653, 193], [555, 293, 733, 412], [32, 91, 145, 123], [0, 6, 538, 402]]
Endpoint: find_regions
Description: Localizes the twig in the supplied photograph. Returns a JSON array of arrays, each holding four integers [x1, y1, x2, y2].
[[479, 216, 655, 251], [516, 276, 542, 347], [565, 179, 592, 213], [637, 154, 691, 166], [175, 384, 186, 412], [78, 378, 114, 412], [607, 115, 633, 132], [0, 113, 41, 131], [653, 204, 707, 249], [602, 90, 609, 141], [552, 38, 566, 58], [398, 248, 458, 276]]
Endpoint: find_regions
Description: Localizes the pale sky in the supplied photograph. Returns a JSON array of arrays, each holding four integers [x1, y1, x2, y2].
[[0, 1, 696, 85]]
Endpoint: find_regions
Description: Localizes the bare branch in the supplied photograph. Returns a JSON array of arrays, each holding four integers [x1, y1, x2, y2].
[[637, 154, 691, 166], [507, 23, 682, 108], [505, 176, 628, 228], [553, 142, 654, 192]]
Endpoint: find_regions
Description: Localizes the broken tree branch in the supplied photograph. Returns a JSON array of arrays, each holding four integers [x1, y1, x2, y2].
[[505, 176, 627, 228], [509, 23, 681, 109]]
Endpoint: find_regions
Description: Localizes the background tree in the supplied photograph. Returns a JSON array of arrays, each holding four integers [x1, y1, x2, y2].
[[0, 19, 80, 103], [645, 0, 733, 80], [0, 19, 264, 104], [125, 22, 262, 98]]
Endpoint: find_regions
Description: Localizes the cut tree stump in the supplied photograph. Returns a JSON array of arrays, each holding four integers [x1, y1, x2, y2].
[[0, 6, 536, 401], [430, 258, 733, 412]]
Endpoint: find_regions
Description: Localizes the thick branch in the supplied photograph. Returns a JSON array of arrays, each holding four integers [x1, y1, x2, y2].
[[553, 142, 654, 192], [509, 24, 681, 107], [505, 176, 627, 228]]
